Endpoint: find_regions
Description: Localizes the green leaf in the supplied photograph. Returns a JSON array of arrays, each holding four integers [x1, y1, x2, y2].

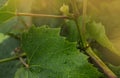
[[19, 26, 103, 78], [14, 67, 39, 78], [0, 0, 31, 30], [0, 17, 17, 33], [0, 37, 20, 78], [109, 64, 120, 78], [0, 17, 25, 34], [0, 0, 25, 35], [0, 33, 9, 44], [0, 12, 15, 23], [86, 21, 120, 56], [0, 0, 8, 8], [0, 0, 17, 24], [0, 0, 16, 12], [61, 20, 78, 42]]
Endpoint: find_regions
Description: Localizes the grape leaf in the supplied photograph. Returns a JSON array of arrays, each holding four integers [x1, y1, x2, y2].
[[60, 20, 79, 42], [18, 26, 103, 78], [86, 21, 120, 56], [109, 64, 120, 78], [0, 0, 15, 24], [0, 12, 14, 23], [0, 0, 8, 8], [0, 0, 25, 35], [0, 17, 25, 34], [14, 67, 39, 78], [0, 0, 32, 30], [0, 37, 20, 78], [0, 0, 16, 12], [0, 17, 17, 33], [0, 33, 9, 44]]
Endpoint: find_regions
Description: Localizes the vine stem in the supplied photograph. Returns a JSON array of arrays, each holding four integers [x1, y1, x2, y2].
[[0, 53, 26, 63], [70, 0, 85, 48], [82, 0, 87, 34], [86, 47, 117, 78], [19, 57, 29, 68], [16, 13, 69, 19], [82, 0, 117, 77], [70, 0, 117, 78]]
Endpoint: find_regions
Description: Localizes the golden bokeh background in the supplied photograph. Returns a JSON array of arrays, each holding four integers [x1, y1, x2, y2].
[[14, 0, 120, 65], [88, 0, 120, 65]]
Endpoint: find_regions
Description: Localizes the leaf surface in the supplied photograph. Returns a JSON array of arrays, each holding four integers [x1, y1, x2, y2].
[[0, 37, 20, 78], [0, 0, 25, 34], [86, 21, 120, 56], [0, 12, 14, 23], [0, 33, 9, 43], [19, 26, 103, 78], [109, 64, 120, 78], [0, 0, 8, 8], [15, 67, 39, 78], [0, 17, 25, 34], [61, 20, 78, 42]]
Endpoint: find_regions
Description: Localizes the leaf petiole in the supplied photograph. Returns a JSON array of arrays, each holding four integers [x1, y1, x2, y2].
[[0, 53, 26, 63]]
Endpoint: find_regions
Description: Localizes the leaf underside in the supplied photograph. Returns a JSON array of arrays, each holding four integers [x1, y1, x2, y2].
[[86, 21, 120, 56]]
